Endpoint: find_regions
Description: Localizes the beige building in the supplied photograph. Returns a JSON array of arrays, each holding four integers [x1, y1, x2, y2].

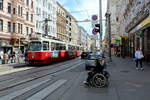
[[71, 16, 78, 45], [0, 0, 35, 54], [56, 2, 67, 42]]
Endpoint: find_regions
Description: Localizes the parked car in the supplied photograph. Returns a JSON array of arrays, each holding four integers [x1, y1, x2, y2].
[[85, 52, 105, 70], [81, 52, 91, 59]]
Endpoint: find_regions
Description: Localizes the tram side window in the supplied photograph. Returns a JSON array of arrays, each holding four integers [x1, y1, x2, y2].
[[43, 41, 49, 51]]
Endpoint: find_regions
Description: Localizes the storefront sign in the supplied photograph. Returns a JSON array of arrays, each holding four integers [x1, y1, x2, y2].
[[120, 33, 129, 38], [130, 17, 150, 33], [140, 17, 150, 27]]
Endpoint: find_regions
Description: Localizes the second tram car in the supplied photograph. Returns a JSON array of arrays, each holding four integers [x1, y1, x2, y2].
[[28, 37, 81, 64]]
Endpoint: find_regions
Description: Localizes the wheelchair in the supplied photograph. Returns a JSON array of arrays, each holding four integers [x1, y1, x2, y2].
[[86, 71, 109, 88]]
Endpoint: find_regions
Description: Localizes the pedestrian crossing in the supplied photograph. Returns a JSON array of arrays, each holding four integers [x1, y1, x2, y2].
[[0, 79, 67, 100]]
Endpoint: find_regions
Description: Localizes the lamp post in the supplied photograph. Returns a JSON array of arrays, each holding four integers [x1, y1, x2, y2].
[[105, 12, 112, 62]]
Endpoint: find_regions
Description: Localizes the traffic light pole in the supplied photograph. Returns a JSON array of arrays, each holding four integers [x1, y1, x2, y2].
[[99, 0, 102, 48]]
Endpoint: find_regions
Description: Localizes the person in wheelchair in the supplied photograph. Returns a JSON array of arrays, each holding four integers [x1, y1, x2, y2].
[[84, 58, 109, 87]]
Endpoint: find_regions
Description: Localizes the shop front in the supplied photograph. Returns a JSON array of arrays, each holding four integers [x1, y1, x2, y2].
[[0, 38, 12, 64], [129, 16, 150, 62], [120, 33, 129, 58]]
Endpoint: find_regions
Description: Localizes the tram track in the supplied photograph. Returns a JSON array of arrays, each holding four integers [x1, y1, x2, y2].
[[0, 58, 80, 82], [0, 58, 84, 91]]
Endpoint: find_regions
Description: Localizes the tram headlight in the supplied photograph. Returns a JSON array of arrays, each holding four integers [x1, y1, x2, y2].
[[32, 53, 35, 58]]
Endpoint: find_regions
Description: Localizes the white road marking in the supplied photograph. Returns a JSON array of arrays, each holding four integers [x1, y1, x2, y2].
[[54, 62, 83, 75], [0, 79, 51, 100], [27, 79, 67, 100]]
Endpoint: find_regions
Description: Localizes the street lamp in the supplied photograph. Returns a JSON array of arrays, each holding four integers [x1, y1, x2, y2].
[[105, 12, 112, 62]]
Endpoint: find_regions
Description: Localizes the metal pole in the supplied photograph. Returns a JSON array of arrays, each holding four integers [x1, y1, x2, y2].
[[107, 13, 112, 61], [99, 0, 102, 48]]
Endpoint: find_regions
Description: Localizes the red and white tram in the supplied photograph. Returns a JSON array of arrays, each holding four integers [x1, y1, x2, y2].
[[27, 37, 81, 64]]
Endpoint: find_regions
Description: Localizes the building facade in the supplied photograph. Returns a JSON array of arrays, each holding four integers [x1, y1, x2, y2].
[[0, 0, 35, 55], [78, 26, 87, 51], [114, 0, 150, 61], [35, 0, 56, 38], [56, 2, 67, 42]]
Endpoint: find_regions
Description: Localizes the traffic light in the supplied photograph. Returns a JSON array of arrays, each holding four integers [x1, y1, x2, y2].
[[95, 24, 100, 33]]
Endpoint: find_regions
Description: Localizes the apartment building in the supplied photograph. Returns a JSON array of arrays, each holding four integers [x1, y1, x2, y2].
[[56, 2, 67, 42], [0, 0, 35, 54], [115, 0, 150, 61], [35, 0, 57, 38]]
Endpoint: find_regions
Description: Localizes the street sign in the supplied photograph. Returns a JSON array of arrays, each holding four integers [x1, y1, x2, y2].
[[91, 15, 98, 21], [92, 28, 98, 35]]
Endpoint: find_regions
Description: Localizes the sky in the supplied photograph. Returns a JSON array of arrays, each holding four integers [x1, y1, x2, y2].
[[57, 0, 107, 37]]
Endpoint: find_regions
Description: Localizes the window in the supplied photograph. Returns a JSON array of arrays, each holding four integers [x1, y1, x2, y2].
[[0, 0, 3, 10], [30, 28, 33, 34], [21, 7, 23, 16], [31, 14, 33, 22], [18, 5, 20, 15], [31, 1, 33, 8], [13, 23, 15, 33], [26, 12, 29, 21], [26, 27, 29, 35], [0, 19, 3, 31], [43, 41, 49, 51], [36, 21, 38, 29], [48, 3, 50, 10], [18, 23, 20, 33], [26, 0, 29, 6], [21, 24, 23, 34], [8, 3, 11, 13], [69, 28, 71, 31], [13, 8, 15, 14], [8, 22, 11, 32]]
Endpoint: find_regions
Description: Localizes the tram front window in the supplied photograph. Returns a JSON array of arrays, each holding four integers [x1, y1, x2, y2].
[[29, 42, 42, 51]]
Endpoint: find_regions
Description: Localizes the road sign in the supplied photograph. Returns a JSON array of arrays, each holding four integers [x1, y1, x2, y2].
[[92, 28, 98, 35], [91, 15, 98, 21]]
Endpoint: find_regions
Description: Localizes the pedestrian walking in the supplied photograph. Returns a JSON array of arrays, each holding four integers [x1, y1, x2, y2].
[[135, 48, 144, 70], [0, 51, 4, 64], [24, 50, 28, 64]]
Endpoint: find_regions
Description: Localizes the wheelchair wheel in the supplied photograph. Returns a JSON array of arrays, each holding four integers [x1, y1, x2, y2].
[[92, 73, 107, 88]]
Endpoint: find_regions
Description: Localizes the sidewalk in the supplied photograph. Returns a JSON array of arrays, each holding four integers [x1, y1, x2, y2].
[[107, 56, 150, 100], [0, 63, 32, 76]]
